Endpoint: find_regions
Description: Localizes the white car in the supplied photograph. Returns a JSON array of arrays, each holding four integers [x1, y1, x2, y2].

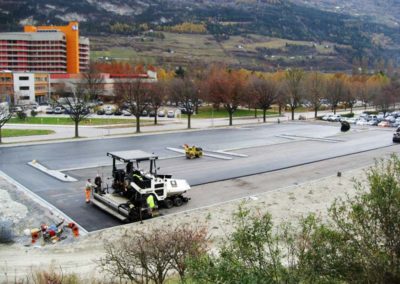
[[322, 114, 334, 121], [167, 110, 175, 118], [342, 117, 358, 124], [356, 119, 368, 126], [328, 114, 341, 122], [54, 106, 63, 114], [122, 110, 132, 116], [104, 106, 114, 115]]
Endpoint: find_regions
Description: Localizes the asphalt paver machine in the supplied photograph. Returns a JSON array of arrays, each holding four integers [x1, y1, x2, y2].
[[92, 150, 191, 222]]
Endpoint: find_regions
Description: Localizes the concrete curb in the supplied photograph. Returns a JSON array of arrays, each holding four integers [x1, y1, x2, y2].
[[28, 161, 77, 182]]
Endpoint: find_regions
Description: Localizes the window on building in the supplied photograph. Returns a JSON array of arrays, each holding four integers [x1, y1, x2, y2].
[[19, 86, 29, 91], [19, 76, 29, 80], [20, 96, 30, 100]]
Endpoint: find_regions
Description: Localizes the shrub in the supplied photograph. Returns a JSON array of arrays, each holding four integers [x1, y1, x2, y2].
[[31, 109, 38, 117], [188, 155, 400, 283], [16, 111, 27, 120], [98, 225, 208, 283], [340, 112, 354, 118]]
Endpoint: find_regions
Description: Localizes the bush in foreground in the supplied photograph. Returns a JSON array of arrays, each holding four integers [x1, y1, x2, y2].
[[187, 154, 400, 283]]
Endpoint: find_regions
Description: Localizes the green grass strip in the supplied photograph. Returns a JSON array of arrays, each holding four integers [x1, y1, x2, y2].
[[183, 106, 277, 119], [2, 129, 55, 137]]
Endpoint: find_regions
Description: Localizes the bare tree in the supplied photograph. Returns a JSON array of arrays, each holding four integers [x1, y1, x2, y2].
[[376, 82, 398, 113], [98, 225, 209, 284], [249, 76, 278, 122], [304, 71, 326, 118], [62, 84, 91, 138], [168, 77, 200, 129], [148, 81, 166, 125], [0, 102, 12, 144], [115, 78, 150, 133], [284, 68, 304, 120], [81, 61, 104, 101], [327, 74, 347, 114], [169, 226, 209, 281]]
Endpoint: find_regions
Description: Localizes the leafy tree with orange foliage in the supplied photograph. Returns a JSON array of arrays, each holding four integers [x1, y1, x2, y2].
[[207, 66, 246, 126]]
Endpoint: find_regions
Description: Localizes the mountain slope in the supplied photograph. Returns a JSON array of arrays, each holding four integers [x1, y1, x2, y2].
[[0, 0, 399, 71]]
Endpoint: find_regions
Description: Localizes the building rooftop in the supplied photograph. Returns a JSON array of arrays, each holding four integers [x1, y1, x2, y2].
[[0, 32, 65, 41]]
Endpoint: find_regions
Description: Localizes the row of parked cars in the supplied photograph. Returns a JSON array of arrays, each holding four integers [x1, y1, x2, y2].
[[96, 106, 176, 118], [44, 105, 90, 115], [323, 112, 400, 128]]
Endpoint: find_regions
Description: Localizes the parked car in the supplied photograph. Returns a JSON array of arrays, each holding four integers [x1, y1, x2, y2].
[[54, 106, 63, 114], [45, 107, 54, 114], [141, 110, 148, 117], [149, 110, 156, 117], [158, 110, 165, 117], [378, 121, 391, 127], [97, 109, 105, 115], [342, 117, 358, 124], [114, 109, 122, 116], [322, 114, 333, 121], [356, 119, 368, 126], [393, 127, 400, 143], [367, 119, 379, 126], [122, 110, 132, 116], [104, 106, 114, 115], [385, 116, 396, 123], [328, 114, 341, 122], [167, 110, 175, 118]]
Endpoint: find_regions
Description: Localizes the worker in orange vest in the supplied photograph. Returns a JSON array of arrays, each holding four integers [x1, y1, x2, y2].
[[85, 178, 93, 203]]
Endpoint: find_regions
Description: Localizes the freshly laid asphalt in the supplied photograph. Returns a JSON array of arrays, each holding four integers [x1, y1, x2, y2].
[[0, 122, 398, 231]]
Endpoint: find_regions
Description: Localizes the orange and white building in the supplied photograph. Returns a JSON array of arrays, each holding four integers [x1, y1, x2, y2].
[[0, 22, 89, 74]]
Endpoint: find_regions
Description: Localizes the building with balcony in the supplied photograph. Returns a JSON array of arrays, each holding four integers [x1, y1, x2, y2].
[[0, 22, 89, 74]]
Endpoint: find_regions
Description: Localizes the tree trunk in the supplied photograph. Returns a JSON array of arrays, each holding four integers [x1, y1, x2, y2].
[[229, 111, 233, 126], [314, 108, 318, 118], [278, 105, 282, 116], [263, 109, 266, 122], [350, 106, 353, 114], [136, 115, 141, 133], [254, 108, 258, 118], [154, 107, 158, 125], [75, 121, 79, 138], [0, 127, 2, 144], [187, 114, 191, 129], [291, 107, 295, 120], [333, 107, 336, 114]]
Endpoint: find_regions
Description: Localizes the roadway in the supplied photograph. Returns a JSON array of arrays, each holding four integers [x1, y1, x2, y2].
[[0, 122, 398, 231]]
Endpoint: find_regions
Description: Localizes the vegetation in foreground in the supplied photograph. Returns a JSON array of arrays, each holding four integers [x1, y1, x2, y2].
[[2, 129, 54, 137], [4, 154, 399, 283]]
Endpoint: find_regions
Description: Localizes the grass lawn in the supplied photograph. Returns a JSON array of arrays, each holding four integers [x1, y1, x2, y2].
[[2, 129, 55, 137], [9, 117, 141, 125], [184, 106, 277, 119]]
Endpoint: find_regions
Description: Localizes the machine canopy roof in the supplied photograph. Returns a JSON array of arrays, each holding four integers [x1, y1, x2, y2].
[[107, 150, 158, 162]]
